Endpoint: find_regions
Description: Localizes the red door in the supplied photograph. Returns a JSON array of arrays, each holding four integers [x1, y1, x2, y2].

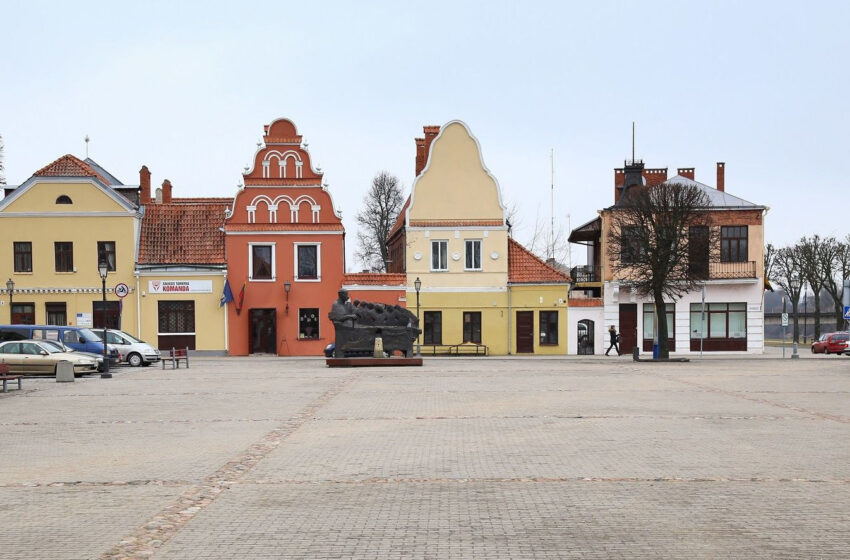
[[516, 311, 534, 353], [618, 304, 637, 352]]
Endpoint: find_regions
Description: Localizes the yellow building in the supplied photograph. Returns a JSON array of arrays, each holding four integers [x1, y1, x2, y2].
[[0, 155, 141, 332], [387, 121, 569, 355]]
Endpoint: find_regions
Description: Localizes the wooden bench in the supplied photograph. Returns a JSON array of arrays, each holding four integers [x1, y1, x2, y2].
[[450, 343, 488, 356], [161, 347, 190, 369], [0, 362, 23, 393]]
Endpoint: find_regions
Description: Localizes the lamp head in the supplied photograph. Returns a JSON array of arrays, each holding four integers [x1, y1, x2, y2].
[[284, 281, 291, 294], [5, 278, 13, 293], [414, 277, 422, 293], [98, 261, 108, 279]]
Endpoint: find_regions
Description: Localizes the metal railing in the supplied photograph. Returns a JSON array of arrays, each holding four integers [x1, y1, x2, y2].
[[570, 265, 602, 283], [690, 260, 757, 280]]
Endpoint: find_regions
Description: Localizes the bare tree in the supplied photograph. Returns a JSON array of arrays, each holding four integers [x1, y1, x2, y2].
[[773, 244, 805, 342], [524, 204, 570, 270], [0, 133, 6, 185], [764, 242, 777, 284], [607, 182, 715, 359], [355, 171, 404, 272], [798, 235, 831, 339], [822, 236, 850, 331]]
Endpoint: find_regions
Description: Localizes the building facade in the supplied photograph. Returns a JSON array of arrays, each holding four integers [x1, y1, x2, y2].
[[569, 161, 767, 354], [224, 118, 345, 356]]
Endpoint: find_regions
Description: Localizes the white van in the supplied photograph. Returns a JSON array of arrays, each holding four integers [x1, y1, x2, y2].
[[105, 329, 161, 367]]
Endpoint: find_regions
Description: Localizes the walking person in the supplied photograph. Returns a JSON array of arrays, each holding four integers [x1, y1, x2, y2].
[[605, 325, 620, 356]]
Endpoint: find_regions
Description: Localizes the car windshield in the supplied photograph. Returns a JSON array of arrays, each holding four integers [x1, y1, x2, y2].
[[40, 340, 69, 352], [80, 328, 102, 341], [39, 342, 64, 354], [119, 331, 144, 343]]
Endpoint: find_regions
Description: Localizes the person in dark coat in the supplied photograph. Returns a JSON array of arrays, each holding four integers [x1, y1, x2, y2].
[[605, 325, 620, 356]]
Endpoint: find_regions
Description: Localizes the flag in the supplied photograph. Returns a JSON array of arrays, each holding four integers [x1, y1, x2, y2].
[[220, 280, 234, 307], [236, 282, 246, 314]]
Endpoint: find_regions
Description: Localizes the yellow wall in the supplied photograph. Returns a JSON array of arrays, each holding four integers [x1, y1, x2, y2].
[[405, 229, 509, 288], [1, 179, 140, 331], [135, 273, 227, 351], [509, 284, 569, 355]]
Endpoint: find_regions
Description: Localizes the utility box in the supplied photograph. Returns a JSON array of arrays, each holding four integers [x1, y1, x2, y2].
[[55, 361, 74, 383]]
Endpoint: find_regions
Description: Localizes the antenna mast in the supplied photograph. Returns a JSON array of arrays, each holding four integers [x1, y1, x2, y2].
[[550, 148, 554, 261], [85, 135, 90, 158], [631, 122, 635, 162]]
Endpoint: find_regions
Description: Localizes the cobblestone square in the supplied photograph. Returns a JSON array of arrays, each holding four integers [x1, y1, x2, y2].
[[1, 352, 848, 559]]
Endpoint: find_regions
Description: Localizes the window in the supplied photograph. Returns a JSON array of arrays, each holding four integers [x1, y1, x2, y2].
[[688, 226, 709, 278], [14, 242, 32, 272], [97, 242, 116, 271], [299, 308, 319, 339], [690, 303, 747, 339], [11, 303, 35, 324], [431, 240, 448, 271], [158, 301, 195, 333], [56, 195, 72, 204], [54, 242, 74, 272], [539, 311, 558, 345], [296, 244, 319, 280], [721, 226, 747, 262], [462, 311, 482, 344], [423, 311, 442, 345], [465, 240, 482, 270], [46, 303, 67, 326], [643, 303, 675, 351], [621, 226, 642, 264], [93, 301, 120, 329], [251, 244, 274, 280]]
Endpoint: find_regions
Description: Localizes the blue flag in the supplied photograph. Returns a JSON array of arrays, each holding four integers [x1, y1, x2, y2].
[[220, 280, 234, 307]]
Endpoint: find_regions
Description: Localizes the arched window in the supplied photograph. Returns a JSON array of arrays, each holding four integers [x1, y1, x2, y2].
[[56, 195, 72, 204]]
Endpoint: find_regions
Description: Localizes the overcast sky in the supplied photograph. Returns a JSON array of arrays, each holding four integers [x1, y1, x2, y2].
[[2, 1, 847, 270]]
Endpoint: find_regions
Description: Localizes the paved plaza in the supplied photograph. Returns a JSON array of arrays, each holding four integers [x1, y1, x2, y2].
[[1, 350, 849, 559]]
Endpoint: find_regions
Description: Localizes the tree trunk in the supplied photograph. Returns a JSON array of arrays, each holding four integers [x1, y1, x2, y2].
[[812, 286, 822, 339], [655, 295, 669, 360]]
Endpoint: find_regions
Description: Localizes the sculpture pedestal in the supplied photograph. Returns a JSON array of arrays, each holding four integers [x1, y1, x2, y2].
[[326, 357, 423, 368]]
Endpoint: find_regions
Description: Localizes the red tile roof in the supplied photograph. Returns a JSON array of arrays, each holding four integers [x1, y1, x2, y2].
[[343, 273, 407, 286], [33, 154, 110, 184], [173, 197, 232, 204], [568, 298, 603, 307], [387, 196, 410, 240], [508, 238, 570, 284], [139, 202, 228, 264]]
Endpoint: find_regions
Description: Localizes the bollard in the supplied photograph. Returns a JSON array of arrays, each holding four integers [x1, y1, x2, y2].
[[373, 337, 384, 359], [55, 360, 74, 382], [632, 346, 640, 362]]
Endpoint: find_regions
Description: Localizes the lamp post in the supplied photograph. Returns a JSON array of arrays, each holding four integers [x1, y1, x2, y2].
[[6, 278, 14, 321], [414, 277, 422, 356], [790, 276, 800, 359], [284, 281, 291, 314], [803, 282, 808, 344], [98, 261, 111, 378]]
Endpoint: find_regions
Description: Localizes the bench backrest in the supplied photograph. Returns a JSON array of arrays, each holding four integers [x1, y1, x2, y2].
[[0, 361, 8, 375]]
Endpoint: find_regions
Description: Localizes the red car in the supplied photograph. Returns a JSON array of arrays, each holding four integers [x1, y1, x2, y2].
[[811, 332, 849, 354]]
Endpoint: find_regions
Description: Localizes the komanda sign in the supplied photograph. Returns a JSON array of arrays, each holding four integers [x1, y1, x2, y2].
[[148, 280, 213, 294]]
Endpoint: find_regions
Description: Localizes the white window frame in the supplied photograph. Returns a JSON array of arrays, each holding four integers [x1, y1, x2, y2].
[[248, 242, 276, 282], [294, 242, 321, 282], [464, 239, 482, 271], [431, 240, 448, 271]]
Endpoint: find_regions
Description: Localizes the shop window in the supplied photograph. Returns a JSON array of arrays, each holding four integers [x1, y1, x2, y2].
[[462, 311, 482, 344], [539, 310, 558, 345], [157, 300, 196, 350], [423, 311, 442, 345], [299, 308, 319, 339]]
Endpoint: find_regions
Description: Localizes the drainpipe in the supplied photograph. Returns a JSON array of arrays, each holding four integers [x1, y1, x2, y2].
[[507, 284, 512, 355], [135, 272, 141, 336]]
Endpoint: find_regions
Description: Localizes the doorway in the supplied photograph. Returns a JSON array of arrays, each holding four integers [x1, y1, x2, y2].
[[516, 311, 534, 353], [249, 308, 277, 354], [577, 319, 594, 355], [618, 304, 638, 352]]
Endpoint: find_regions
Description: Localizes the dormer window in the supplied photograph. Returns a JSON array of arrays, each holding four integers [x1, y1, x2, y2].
[[56, 195, 72, 204]]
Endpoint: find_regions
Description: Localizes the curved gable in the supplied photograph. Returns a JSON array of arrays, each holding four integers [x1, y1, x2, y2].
[[408, 121, 506, 224]]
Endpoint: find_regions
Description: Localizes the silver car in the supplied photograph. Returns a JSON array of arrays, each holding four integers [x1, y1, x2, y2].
[[105, 329, 161, 367], [0, 339, 99, 376]]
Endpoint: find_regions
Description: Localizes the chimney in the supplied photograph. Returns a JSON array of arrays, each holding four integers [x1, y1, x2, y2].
[[161, 179, 172, 204], [139, 166, 151, 204], [677, 168, 695, 180], [717, 162, 725, 192], [415, 125, 440, 176], [415, 137, 426, 176], [616, 160, 645, 203], [155, 188, 163, 204]]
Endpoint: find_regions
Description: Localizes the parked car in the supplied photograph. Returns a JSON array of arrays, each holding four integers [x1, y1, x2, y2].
[[104, 329, 161, 367], [0, 325, 121, 364], [38, 339, 106, 372], [0, 339, 99, 376], [810, 332, 849, 354]]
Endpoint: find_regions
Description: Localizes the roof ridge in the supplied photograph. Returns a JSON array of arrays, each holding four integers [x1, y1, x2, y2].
[[34, 154, 105, 181]]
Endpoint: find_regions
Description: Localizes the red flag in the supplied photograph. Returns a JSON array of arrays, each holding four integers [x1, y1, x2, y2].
[[236, 282, 246, 314]]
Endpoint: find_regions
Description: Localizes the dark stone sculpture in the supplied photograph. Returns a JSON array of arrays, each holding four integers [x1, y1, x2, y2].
[[329, 289, 421, 358]]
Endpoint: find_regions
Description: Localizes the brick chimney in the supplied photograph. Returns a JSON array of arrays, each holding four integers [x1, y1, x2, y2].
[[716, 162, 725, 192], [415, 125, 441, 176], [677, 168, 695, 180], [139, 165, 151, 204], [161, 179, 172, 204]]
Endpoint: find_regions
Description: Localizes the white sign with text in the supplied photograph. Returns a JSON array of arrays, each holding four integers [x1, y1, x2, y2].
[[148, 280, 213, 294]]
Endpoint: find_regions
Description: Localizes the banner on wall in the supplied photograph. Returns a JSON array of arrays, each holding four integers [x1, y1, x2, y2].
[[148, 280, 213, 294]]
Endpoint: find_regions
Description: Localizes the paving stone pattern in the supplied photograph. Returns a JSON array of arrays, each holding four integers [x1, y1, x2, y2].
[[0, 352, 848, 559]]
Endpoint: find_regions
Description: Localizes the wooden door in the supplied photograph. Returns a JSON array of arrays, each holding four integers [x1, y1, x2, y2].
[[516, 311, 534, 353], [249, 308, 277, 354], [618, 304, 638, 352]]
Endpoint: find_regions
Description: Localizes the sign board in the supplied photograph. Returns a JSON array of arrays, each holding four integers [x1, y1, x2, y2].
[[781, 313, 789, 327], [76, 312, 93, 327], [844, 306, 850, 320], [114, 282, 130, 298], [148, 280, 213, 294]]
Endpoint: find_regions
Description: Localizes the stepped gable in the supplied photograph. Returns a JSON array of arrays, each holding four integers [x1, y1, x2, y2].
[[33, 154, 109, 184], [508, 238, 570, 284], [139, 201, 228, 265], [243, 118, 324, 186]]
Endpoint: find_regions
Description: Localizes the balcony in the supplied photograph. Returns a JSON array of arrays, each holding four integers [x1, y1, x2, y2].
[[570, 265, 602, 284], [691, 260, 757, 280]]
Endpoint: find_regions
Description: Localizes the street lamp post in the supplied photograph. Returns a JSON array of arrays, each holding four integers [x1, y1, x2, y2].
[[803, 283, 808, 344], [790, 276, 800, 359], [414, 277, 422, 356], [6, 278, 14, 321], [98, 261, 112, 378]]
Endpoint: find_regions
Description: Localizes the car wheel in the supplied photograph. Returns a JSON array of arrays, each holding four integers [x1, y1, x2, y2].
[[825, 348, 830, 355], [811, 346, 815, 353], [127, 353, 143, 367]]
